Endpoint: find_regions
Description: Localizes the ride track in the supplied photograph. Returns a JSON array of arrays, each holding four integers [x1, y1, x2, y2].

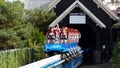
[[19, 50, 83, 68]]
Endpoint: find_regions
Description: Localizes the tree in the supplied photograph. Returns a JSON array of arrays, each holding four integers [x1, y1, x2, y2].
[[24, 8, 56, 61], [25, 8, 56, 33], [0, 1, 56, 50], [0, 0, 5, 3], [25, 8, 56, 50], [0, 1, 25, 49], [0, 1, 24, 28]]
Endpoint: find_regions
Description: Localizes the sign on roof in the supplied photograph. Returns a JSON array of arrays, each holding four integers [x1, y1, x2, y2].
[[69, 13, 86, 24]]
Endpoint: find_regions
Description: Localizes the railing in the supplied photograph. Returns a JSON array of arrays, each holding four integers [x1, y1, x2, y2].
[[19, 54, 62, 68], [0, 48, 34, 68], [0, 46, 44, 68]]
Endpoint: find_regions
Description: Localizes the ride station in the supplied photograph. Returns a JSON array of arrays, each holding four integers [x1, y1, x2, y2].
[[49, 0, 119, 64], [20, 0, 119, 68]]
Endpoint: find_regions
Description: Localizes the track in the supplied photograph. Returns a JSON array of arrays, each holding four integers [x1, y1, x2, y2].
[[19, 50, 83, 68]]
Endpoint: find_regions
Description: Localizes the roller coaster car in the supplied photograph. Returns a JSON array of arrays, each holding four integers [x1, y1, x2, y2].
[[44, 27, 81, 57], [45, 43, 78, 53]]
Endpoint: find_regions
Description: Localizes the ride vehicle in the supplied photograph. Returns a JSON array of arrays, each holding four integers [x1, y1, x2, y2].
[[44, 27, 82, 58]]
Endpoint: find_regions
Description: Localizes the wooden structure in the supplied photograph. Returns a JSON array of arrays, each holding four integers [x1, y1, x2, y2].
[[49, 0, 119, 63]]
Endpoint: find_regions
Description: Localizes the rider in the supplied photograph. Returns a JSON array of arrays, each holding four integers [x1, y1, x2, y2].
[[47, 27, 55, 43], [60, 27, 68, 44]]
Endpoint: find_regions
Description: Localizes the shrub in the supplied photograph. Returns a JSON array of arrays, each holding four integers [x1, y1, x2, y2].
[[112, 41, 120, 68]]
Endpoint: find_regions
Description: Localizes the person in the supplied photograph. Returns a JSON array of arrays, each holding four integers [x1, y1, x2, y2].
[[60, 27, 68, 44], [54, 27, 61, 43], [54, 27, 60, 38], [101, 44, 107, 63], [47, 27, 55, 44]]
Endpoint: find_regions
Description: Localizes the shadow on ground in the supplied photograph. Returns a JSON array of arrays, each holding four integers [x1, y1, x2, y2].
[[79, 63, 115, 68]]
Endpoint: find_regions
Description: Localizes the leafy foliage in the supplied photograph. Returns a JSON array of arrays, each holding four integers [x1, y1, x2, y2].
[[0, 29, 19, 49], [0, 1, 56, 67], [0, 1, 24, 28], [0, 1, 26, 49], [0, 1, 55, 49], [112, 41, 120, 68], [113, 23, 120, 27], [0, 0, 5, 3], [25, 9, 56, 32], [113, 19, 120, 27]]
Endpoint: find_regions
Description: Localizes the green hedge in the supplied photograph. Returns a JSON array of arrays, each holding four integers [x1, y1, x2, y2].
[[33, 46, 45, 61], [0, 46, 44, 68], [113, 41, 120, 68]]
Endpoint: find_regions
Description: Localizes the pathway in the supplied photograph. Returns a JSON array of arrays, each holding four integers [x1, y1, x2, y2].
[[79, 63, 115, 68]]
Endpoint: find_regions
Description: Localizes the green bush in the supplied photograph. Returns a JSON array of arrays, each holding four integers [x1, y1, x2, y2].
[[113, 41, 120, 68], [33, 46, 44, 61]]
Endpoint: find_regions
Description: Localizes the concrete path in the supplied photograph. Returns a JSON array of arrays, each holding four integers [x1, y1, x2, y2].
[[79, 63, 114, 68]]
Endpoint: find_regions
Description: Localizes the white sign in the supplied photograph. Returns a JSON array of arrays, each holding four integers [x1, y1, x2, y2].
[[69, 13, 86, 24]]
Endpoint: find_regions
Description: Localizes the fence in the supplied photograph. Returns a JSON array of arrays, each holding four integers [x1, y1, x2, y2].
[[0, 46, 44, 68]]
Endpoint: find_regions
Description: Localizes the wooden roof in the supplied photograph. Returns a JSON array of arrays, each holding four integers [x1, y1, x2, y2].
[[49, 0, 106, 28]]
